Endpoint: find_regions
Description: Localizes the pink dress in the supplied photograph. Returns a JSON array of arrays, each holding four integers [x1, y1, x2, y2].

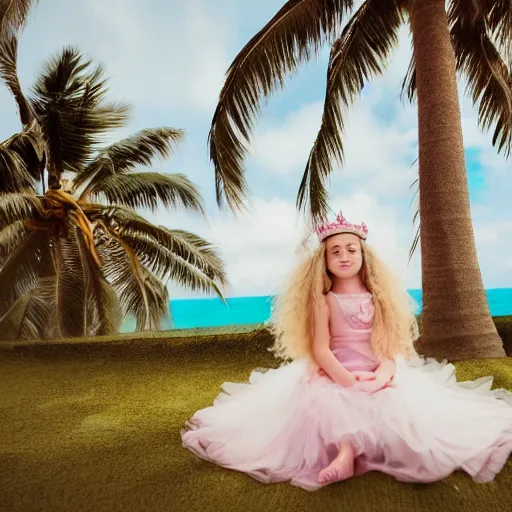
[[181, 292, 512, 491]]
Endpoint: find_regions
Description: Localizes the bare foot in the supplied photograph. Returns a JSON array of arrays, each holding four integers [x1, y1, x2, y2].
[[317, 443, 355, 485]]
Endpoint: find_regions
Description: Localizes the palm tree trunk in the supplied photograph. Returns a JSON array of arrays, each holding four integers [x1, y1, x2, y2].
[[409, 0, 505, 361]]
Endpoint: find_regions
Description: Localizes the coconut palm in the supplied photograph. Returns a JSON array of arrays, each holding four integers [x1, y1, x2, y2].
[[0, 46, 227, 340], [208, 0, 511, 361]]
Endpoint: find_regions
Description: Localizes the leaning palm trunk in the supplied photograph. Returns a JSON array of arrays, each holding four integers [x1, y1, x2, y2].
[[410, 0, 505, 360]]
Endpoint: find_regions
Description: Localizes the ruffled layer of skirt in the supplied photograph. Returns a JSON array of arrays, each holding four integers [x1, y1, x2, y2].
[[182, 356, 512, 491]]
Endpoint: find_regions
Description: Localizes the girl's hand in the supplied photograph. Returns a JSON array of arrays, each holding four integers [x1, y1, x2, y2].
[[352, 371, 376, 382], [354, 374, 393, 394]]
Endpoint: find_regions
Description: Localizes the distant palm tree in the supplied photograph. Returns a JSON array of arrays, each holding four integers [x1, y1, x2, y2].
[[0, 46, 227, 340], [207, 0, 511, 361]]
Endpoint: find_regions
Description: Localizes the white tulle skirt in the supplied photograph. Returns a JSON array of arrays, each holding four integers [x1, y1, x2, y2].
[[181, 356, 512, 491]]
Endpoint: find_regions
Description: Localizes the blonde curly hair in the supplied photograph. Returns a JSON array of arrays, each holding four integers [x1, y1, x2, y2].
[[269, 239, 419, 362]]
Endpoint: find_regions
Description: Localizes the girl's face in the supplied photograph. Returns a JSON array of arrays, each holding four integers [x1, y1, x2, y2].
[[324, 233, 363, 280]]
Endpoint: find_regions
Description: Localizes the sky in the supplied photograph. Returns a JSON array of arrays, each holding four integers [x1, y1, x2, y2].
[[0, 0, 510, 298]]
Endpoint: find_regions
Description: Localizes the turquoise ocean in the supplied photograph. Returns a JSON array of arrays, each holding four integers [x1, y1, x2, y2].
[[120, 288, 512, 333]]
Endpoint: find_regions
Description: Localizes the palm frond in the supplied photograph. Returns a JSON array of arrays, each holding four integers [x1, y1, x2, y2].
[[2, 120, 46, 184], [98, 234, 169, 331], [0, 34, 33, 124], [51, 220, 120, 338], [84, 172, 205, 214], [0, 0, 37, 36], [0, 191, 41, 229], [165, 230, 227, 288], [53, 227, 89, 338], [74, 127, 184, 191], [86, 204, 227, 287], [408, 220, 420, 264], [480, 0, 512, 68], [298, 0, 404, 223], [0, 221, 122, 339], [449, 11, 512, 157], [0, 220, 26, 264], [209, 0, 353, 212], [75, 224, 122, 336], [400, 52, 416, 103], [117, 229, 226, 299], [0, 140, 34, 192], [408, 175, 420, 263], [0, 276, 54, 340], [30, 47, 130, 180], [0, 228, 51, 317], [87, 271, 122, 336]]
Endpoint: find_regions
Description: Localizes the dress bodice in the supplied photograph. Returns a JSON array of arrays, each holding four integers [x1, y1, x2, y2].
[[327, 291, 379, 372], [328, 292, 374, 336]]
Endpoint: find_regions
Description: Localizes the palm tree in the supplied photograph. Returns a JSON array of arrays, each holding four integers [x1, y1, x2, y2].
[[0, 46, 227, 340], [207, 0, 511, 361]]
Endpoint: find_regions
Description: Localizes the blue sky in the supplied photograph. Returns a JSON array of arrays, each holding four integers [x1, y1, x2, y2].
[[1, 0, 510, 297]]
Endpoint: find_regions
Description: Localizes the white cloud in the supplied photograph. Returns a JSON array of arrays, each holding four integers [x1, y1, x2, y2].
[[475, 221, 512, 244], [474, 226, 500, 244], [250, 102, 323, 176], [206, 198, 307, 296], [183, 4, 232, 110]]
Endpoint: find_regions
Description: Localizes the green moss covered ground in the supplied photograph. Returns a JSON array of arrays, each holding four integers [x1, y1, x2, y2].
[[1, 318, 511, 512]]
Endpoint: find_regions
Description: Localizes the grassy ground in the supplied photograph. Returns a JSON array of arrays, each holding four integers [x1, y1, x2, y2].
[[1, 319, 511, 512]]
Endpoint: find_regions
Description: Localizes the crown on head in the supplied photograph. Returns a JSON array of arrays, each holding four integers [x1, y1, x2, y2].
[[314, 211, 368, 242]]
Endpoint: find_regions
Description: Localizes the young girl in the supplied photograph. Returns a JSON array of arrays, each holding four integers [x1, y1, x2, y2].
[[181, 211, 512, 491]]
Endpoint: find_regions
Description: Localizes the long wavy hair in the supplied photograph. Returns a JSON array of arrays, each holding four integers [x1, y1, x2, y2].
[[269, 238, 419, 362]]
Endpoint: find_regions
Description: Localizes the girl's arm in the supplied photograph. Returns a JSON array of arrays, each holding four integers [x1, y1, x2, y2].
[[311, 295, 356, 388]]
